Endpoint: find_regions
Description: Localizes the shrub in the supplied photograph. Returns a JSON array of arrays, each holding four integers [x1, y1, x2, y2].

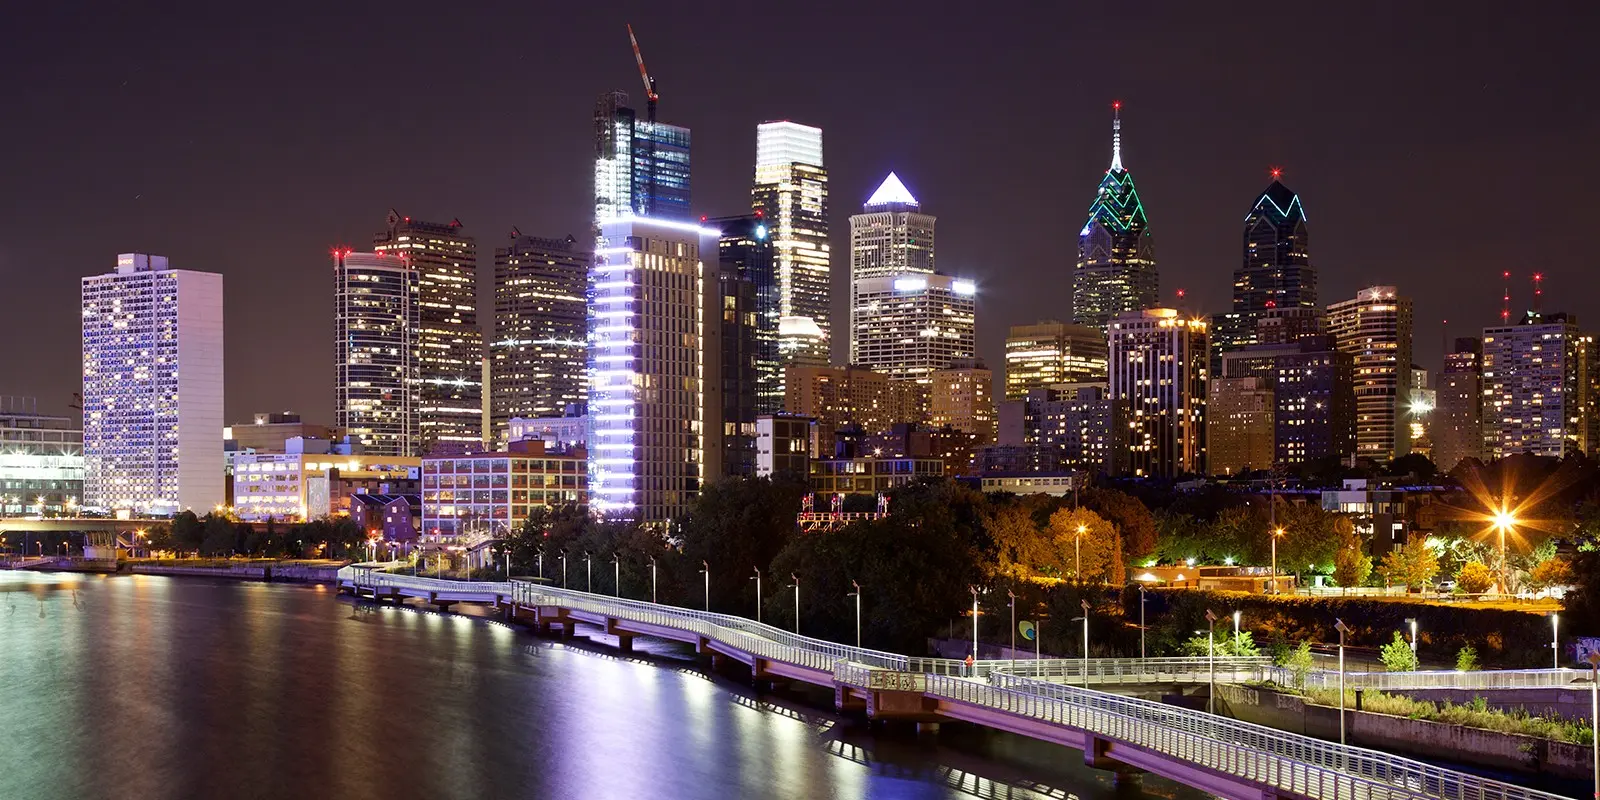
[[1280, 641, 1314, 690], [1302, 688, 1593, 745], [1180, 630, 1260, 658], [1379, 631, 1420, 672], [1457, 646, 1480, 671], [1456, 561, 1495, 594]]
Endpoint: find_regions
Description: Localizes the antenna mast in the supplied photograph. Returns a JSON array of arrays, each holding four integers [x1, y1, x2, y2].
[[626, 24, 659, 122], [1532, 272, 1544, 315], [1501, 271, 1511, 323]]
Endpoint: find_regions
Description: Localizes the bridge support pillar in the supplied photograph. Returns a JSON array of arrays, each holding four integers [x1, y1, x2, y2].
[[916, 722, 941, 736], [616, 635, 634, 653], [1083, 735, 1119, 770]]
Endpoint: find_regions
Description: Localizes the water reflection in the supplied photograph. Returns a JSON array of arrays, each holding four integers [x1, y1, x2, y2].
[[0, 573, 1206, 800]]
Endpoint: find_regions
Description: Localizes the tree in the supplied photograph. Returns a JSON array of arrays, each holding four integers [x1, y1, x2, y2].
[[1377, 533, 1440, 591], [1379, 631, 1420, 672], [1456, 646, 1480, 671], [1082, 486, 1159, 564], [1280, 641, 1315, 690], [979, 494, 1052, 581], [1387, 453, 1437, 481], [1046, 507, 1121, 584], [171, 510, 204, 554], [1455, 561, 1495, 594], [1275, 504, 1347, 579], [1529, 555, 1574, 590], [1181, 630, 1260, 657], [1332, 530, 1372, 590]]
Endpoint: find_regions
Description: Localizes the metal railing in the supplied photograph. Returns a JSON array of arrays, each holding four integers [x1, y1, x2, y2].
[[994, 656, 1271, 684], [343, 571, 1575, 800], [978, 672, 1569, 800], [1268, 666, 1590, 692]]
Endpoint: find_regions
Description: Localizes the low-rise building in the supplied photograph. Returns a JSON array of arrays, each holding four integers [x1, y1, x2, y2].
[[232, 440, 420, 521], [349, 493, 420, 543], [0, 398, 83, 515], [420, 441, 586, 539], [978, 472, 1080, 497], [756, 414, 813, 479], [506, 413, 588, 451], [809, 456, 943, 495]]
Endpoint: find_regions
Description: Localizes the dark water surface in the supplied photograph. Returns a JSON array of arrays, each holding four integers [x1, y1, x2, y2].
[[0, 572, 1209, 799]]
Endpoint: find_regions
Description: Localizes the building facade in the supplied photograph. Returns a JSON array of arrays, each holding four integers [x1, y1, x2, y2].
[[848, 173, 935, 361], [1482, 312, 1591, 459], [1073, 106, 1157, 329], [0, 398, 83, 516], [82, 253, 223, 514], [756, 414, 813, 478], [752, 121, 830, 370], [373, 213, 481, 455], [784, 365, 923, 454], [851, 273, 976, 386], [930, 362, 996, 444], [232, 450, 420, 522], [1219, 339, 1355, 466], [1213, 176, 1315, 361], [593, 90, 692, 226], [1004, 321, 1108, 400], [997, 384, 1128, 474], [1327, 286, 1413, 461], [587, 217, 718, 520], [334, 249, 417, 457], [1108, 309, 1208, 477], [1433, 338, 1483, 472], [810, 456, 944, 495], [490, 232, 588, 442], [1207, 377, 1275, 475], [421, 442, 586, 538], [709, 214, 780, 416]]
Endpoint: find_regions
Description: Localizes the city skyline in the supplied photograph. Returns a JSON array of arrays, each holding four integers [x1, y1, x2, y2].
[[3, 5, 1597, 420]]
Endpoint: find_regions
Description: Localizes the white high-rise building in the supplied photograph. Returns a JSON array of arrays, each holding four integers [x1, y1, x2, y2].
[[1108, 308, 1209, 477], [334, 250, 418, 456], [82, 253, 224, 514], [1482, 312, 1591, 459], [753, 121, 830, 370], [588, 216, 721, 521], [1326, 286, 1413, 461], [849, 173, 936, 362], [852, 273, 976, 387]]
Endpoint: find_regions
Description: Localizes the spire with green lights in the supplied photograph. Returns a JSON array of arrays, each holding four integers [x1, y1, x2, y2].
[[1072, 101, 1158, 329], [1080, 101, 1149, 238]]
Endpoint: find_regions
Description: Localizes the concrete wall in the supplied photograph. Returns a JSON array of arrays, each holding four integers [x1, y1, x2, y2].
[[128, 564, 341, 583], [1217, 683, 1594, 781], [1397, 687, 1594, 724]]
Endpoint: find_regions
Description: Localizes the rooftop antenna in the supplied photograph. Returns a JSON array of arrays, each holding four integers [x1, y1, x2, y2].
[[1501, 271, 1511, 324], [626, 24, 658, 122], [1532, 272, 1544, 315], [1109, 101, 1124, 172]]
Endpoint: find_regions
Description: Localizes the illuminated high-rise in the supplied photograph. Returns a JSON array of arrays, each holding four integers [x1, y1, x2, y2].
[[1434, 338, 1483, 472], [852, 273, 976, 387], [593, 90, 692, 227], [849, 173, 935, 361], [334, 250, 418, 457], [372, 212, 481, 455], [752, 121, 830, 370], [1326, 286, 1413, 461], [1004, 321, 1108, 400], [82, 253, 224, 513], [1214, 174, 1316, 359], [1072, 105, 1157, 330], [587, 217, 719, 520], [1482, 312, 1591, 459], [1108, 309, 1208, 477], [490, 232, 588, 441]]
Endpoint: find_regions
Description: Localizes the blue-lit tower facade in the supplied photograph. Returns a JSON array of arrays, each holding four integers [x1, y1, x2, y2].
[[1214, 173, 1316, 357], [588, 85, 716, 521], [1071, 104, 1157, 330]]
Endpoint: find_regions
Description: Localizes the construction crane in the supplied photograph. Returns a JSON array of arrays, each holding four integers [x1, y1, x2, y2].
[[626, 23, 658, 121]]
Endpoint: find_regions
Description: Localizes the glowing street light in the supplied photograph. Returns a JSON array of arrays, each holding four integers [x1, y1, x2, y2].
[[1074, 524, 1087, 582], [1491, 508, 1518, 594], [750, 566, 762, 623], [1271, 527, 1286, 595]]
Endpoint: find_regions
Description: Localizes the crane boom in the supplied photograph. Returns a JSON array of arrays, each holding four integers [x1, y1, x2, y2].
[[626, 23, 658, 120]]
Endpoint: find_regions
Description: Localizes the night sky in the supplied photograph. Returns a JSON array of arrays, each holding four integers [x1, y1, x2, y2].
[[4, 2, 1597, 420]]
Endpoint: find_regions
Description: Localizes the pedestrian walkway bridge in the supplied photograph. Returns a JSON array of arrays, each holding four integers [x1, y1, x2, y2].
[[336, 566, 1571, 800]]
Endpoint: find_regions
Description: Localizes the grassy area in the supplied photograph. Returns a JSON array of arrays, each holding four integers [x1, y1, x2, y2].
[[1298, 686, 1593, 745]]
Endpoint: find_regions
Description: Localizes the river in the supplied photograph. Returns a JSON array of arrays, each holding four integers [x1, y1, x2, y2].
[[0, 571, 1209, 799]]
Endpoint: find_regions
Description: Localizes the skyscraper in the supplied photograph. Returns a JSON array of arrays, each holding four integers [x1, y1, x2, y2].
[[1108, 309, 1208, 477], [783, 365, 922, 455], [1003, 321, 1109, 400], [1072, 105, 1157, 330], [1434, 337, 1483, 472], [593, 90, 692, 226], [930, 362, 996, 444], [334, 250, 418, 457], [490, 232, 588, 441], [1220, 336, 1355, 467], [708, 215, 780, 415], [851, 273, 976, 387], [1327, 287, 1414, 461], [587, 216, 719, 520], [849, 173, 935, 361], [1482, 312, 1591, 459], [372, 212, 481, 455], [82, 253, 223, 513], [1214, 173, 1316, 359], [752, 121, 830, 370], [1207, 376, 1275, 475]]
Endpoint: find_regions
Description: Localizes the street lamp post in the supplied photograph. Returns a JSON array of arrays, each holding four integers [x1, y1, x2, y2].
[[537, 548, 543, 580], [849, 580, 861, 649], [751, 567, 762, 623], [560, 552, 568, 588], [1271, 526, 1285, 595], [969, 586, 980, 662], [1492, 508, 1517, 596], [1335, 618, 1351, 745], [1406, 617, 1418, 656], [612, 556, 620, 597], [1074, 524, 1087, 581], [1138, 585, 1148, 661], [1007, 590, 1017, 672], [1232, 610, 1241, 655], [701, 560, 710, 611], [1080, 599, 1091, 688], [790, 573, 800, 634], [1205, 609, 1218, 713], [1587, 652, 1600, 795], [650, 556, 658, 604], [585, 552, 592, 593], [1551, 613, 1560, 669]]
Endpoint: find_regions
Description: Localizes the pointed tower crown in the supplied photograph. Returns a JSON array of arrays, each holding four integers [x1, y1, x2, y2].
[[1110, 101, 1124, 172], [864, 172, 919, 209]]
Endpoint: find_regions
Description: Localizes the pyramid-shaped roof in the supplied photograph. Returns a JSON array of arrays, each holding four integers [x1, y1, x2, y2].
[[1249, 180, 1306, 223], [865, 172, 918, 207]]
